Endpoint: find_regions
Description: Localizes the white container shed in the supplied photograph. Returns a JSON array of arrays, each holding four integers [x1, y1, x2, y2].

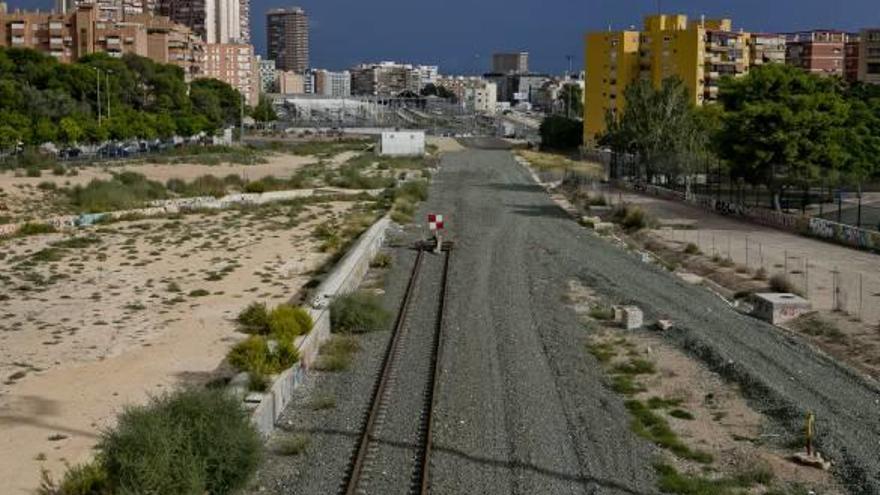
[[378, 130, 425, 157]]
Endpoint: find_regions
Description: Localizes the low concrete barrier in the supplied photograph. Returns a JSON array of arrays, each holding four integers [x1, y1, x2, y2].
[[247, 215, 391, 437]]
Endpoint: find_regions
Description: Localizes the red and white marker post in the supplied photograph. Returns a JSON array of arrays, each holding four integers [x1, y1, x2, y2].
[[428, 213, 444, 252]]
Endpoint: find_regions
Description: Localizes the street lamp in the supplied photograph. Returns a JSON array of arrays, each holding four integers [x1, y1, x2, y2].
[[94, 67, 102, 126]]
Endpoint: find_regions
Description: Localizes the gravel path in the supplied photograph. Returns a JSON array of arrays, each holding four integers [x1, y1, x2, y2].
[[253, 139, 880, 494], [429, 140, 879, 493]]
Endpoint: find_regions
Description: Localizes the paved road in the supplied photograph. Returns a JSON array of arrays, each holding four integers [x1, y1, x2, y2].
[[428, 141, 880, 494]]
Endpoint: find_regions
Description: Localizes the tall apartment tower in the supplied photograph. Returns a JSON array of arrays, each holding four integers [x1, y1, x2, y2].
[[157, 0, 241, 43], [55, 0, 157, 19], [492, 52, 529, 74], [267, 7, 308, 72], [238, 0, 249, 43]]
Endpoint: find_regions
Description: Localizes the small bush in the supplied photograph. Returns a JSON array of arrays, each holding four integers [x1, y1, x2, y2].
[[17, 222, 56, 236], [330, 291, 390, 333], [612, 205, 651, 231], [769, 273, 801, 295], [38, 461, 109, 495], [668, 409, 695, 420], [26, 166, 42, 177], [98, 387, 261, 495], [587, 342, 617, 363], [52, 164, 66, 176], [370, 253, 392, 268], [275, 434, 309, 456], [243, 180, 266, 193], [268, 304, 313, 341], [314, 335, 359, 372], [188, 289, 210, 297], [683, 243, 700, 255], [588, 304, 615, 321], [613, 358, 656, 375], [627, 401, 712, 464], [237, 302, 270, 333], [227, 335, 299, 376], [754, 267, 768, 280]]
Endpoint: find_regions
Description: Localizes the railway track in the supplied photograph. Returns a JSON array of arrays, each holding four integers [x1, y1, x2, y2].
[[342, 240, 452, 495]]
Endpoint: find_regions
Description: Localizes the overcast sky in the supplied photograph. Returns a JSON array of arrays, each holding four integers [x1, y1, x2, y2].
[[9, 0, 879, 74]]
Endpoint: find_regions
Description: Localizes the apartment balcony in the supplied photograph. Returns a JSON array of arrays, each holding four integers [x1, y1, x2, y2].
[[11, 36, 25, 45], [11, 22, 25, 30]]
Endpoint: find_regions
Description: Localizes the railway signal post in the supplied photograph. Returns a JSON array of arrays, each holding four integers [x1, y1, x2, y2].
[[428, 213, 444, 253]]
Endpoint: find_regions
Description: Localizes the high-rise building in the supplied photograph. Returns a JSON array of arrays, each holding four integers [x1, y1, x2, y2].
[[784, 30, 851, 77], [266, 7, 308, 72], [199, 42, 258, 103], [55, 0, 157, 19], [156, 0, 242, 44], [750, 33, 787, 66], [492, 52, 528, 74], [858, 28, 880, 84], [584, 14, 751, 141], [350, 62, 421, 96], [258, 57, 277, 92], [0, 3, 201, 77], [238, 0, 249, 43]]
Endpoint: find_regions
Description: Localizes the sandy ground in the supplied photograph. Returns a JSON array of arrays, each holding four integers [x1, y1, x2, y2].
[[0, 152, 321, 223], [0, 199, 363, 493], [568, 280, 841, 493], [608, 190, 880, 326]]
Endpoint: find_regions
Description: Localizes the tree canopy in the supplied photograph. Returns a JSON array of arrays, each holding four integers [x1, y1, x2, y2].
[[598, 64, 880, 208], [0, 47, 246, 148]]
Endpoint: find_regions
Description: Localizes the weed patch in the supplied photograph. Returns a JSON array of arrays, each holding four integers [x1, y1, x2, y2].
[[330, 291, 390, 333]]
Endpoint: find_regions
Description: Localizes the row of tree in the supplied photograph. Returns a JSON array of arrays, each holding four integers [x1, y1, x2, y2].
[[0, 47, 249, 149], [599, 64, 880, 208]]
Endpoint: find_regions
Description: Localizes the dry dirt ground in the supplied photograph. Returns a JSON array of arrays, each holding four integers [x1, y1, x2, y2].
[[594, 189, 880, 383], [0, 192, 373, 492], [0, 151, 341, 223], [568, 280, 842, 494]]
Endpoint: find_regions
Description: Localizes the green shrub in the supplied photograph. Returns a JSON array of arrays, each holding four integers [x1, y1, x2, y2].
[[275, 434, 310, 456], [38, 181, 57, 191], [684, 243, 700, 255], [38, 461, 109, 495], [627, 400, 712, 463], [268, 304, 312, 341], [668, 409, 695, 420], [314, 336, 359, 372], [98, 387, 261, 495], [613, 358, 656, 375], [588, 304, 616, 320], [68, 173, 167, 212], [227, 335, 299, 375], [330, 291, 390, 333], [26, 166, 42, 177], [237, 302, 270, 333], [370, 252, 392, 268], [244, 180, 266, 193], [17, 222, 57, 236], [611, 205, 651, 231], [52, 164, 66, 176], [769, 273, 801, 295], [188, 289, 210, 297]]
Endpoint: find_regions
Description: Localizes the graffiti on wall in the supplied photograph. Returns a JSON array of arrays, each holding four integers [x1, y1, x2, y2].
[[809, 217, 880, 251]]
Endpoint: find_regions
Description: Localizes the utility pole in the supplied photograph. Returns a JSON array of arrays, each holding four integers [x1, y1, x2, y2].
[[106, 70, 112, 120], [239, 93, 245, 143], [95, 67, 101, 126]]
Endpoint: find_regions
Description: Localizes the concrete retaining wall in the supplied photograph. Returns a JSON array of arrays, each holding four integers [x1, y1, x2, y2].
[[248, 215, 391, 437]]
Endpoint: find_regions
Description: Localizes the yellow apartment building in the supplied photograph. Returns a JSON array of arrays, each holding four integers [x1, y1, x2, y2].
[[584, 14, 751, 143]]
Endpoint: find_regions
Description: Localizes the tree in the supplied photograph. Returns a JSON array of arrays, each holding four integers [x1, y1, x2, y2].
[[540, 115, 583, 149], [600, 77, 708, 184], [0, 124, 20, 151], [58, 116, 84, 144], [716, 64, 849, 209], [420, 83, 455, 99], [251, 95, 277, 124], [557, 83, 583, 118]]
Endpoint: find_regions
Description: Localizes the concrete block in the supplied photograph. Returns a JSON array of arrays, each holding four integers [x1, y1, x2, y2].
[[594, 222, 615, 233], [751, 293, 812, 325], [677, 272, 704, 285], [621, 306, 643, 330]]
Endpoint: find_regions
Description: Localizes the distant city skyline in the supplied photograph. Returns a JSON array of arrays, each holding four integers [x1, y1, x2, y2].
[[5, 0, 879, 74]]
